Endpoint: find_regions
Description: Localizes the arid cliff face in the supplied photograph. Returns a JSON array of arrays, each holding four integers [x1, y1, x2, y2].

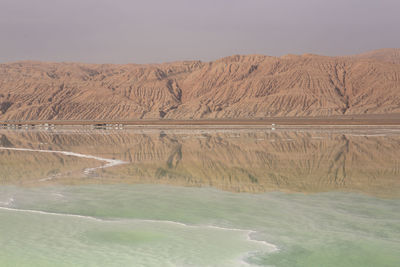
[[0, 49, 399, 121]]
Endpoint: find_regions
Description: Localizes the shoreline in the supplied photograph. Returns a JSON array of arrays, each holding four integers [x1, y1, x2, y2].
[[1, 114, 400, 127]]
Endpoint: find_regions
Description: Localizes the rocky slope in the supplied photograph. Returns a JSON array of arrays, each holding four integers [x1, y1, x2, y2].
[[0, 49, 399, 120], [352, 48, 400, 64]]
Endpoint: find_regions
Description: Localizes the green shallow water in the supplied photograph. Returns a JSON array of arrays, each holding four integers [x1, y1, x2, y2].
[[0, 184, 399, 267], [1, 127, 400, 266]]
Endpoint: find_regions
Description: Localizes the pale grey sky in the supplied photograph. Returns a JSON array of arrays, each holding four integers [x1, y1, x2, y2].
[[0, 0, 399, 63]]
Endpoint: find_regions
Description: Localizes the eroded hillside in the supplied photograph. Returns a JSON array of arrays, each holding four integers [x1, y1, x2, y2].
[[0, 49, 400, 120]]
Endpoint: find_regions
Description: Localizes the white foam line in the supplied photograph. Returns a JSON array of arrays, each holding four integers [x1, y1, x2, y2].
[[0, 206, 104, 221], [0, 146, 127, 178], [129, 219, 279, 252], [0, 206, 279, 253], [207, 226, 278, 251]]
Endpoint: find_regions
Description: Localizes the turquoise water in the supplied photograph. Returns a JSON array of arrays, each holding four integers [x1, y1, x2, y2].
[[0, 128, 400, 266], [0, 184, 399, 267]]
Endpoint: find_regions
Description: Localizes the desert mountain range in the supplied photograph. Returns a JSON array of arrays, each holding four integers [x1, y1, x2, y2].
[[0, 48, 399, 121]]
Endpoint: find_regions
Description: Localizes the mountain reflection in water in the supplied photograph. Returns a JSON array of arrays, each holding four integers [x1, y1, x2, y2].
[[0, 127, 399, 197]]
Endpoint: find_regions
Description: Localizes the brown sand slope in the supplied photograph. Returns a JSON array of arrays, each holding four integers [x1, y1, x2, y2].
[[0, 49, 400, 121]]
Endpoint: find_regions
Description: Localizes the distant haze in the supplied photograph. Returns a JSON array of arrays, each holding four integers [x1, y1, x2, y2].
[[1, 0, 399, 64]]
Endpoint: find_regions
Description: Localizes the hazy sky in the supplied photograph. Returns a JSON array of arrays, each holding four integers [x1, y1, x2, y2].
[[0, 0, 399, 64]]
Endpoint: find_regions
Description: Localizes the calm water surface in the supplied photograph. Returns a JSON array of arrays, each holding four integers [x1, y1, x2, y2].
[[0, 127, 399, 266]]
